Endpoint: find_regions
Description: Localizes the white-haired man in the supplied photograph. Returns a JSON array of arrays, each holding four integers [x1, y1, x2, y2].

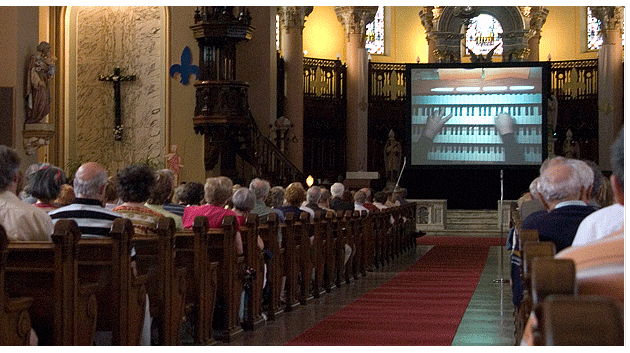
[[522, 158, 597, 252]]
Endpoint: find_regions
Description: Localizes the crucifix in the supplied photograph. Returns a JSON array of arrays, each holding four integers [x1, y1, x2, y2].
[[99, 67, 137, 140]]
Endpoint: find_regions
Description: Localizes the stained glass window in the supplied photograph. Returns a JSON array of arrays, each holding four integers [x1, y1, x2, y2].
[[587, 7, 603, 50], [465, 14, 503, 57], [365, 6, 385, 55]]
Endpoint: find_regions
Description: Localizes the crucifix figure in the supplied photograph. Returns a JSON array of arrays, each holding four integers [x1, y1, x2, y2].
[[99, 67, 137, 140]]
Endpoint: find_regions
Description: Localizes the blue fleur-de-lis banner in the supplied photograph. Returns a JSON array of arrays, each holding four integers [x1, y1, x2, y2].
[[170, 46, 199, 85]]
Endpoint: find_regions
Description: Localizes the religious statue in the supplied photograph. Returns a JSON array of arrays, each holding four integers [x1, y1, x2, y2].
[[165, 144, 183, 185], [26, 41, 56, 125], [563, 129, 580, 159], [384, 130, 402, 181]]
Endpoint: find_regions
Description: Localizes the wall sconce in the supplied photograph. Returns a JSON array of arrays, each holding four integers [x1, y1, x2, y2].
[[306, 175, 314, 187], [416, 56, 420, 63], [304, 49, 308, 56]]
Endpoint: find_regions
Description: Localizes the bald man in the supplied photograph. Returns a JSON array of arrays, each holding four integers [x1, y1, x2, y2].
[[522, 160, 597, 252], [48, 162, 121, 237]]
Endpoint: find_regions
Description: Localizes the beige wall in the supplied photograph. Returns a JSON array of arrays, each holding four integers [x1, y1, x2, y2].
[[167, 6, 205, 184], [0, 7, 41, 168]]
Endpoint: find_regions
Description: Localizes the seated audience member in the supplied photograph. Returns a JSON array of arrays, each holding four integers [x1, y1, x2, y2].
[[583, 160, 605, 209], [232, 187, 264, 250], [49, 162, 122, 238], [54, 184, 75, 207], [596, 175, 614, 208], [174, 181, 204, 206], [301, 185, 324, 219], [353, 189, 369, 213], [520, 128, 624, 346], [329, 182, 353, 211], [267, 185, 286, 223], [249, 178, 284, 223], [0, 145, 53, 241], [393, 187, 408, 205], [518, 178, 544, 220], [25, 165, 67, 213], [112, 164, 165, 236], [278, 182, 306, 218], [158, 171, 185, 218], [522, 159, 597, 252], [19, 162, 50, 204], [318, 187, 334, 213], [573, 130, 624, 247], [384, 189, 399, 207], [182, 176, 242, 255], [372, 191, 388, 210], [104, 176, 120, 210], [360, 187, 378, 211], [145, 169, 183, 230]]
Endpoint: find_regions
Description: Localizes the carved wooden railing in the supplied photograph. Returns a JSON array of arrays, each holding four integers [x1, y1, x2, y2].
[[550, 59, 598, 99], [368, 62, 407, 102], [243, 111, 304, 187]]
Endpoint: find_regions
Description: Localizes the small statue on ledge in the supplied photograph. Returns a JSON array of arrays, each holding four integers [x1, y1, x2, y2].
[[384, 129, 402, 182], [26, 41, 56, 125]]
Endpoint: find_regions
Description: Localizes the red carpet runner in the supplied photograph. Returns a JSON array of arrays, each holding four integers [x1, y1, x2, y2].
[[286, 243, 490, 345]]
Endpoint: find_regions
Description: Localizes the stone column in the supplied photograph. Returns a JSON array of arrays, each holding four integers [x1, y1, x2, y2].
[[277, 6, 312, 171], [592, 6, 624, 170], [335, 6, 377, 172], [524, 6, 549, 62]]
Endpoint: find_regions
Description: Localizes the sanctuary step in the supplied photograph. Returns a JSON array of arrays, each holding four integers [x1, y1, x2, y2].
[[426, 209, 504, 237]]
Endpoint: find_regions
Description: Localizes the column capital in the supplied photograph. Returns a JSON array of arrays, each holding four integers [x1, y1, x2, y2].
[[277, 6, 313, 34], [334, 6, 378, 42], [523, 6, 549, 39]]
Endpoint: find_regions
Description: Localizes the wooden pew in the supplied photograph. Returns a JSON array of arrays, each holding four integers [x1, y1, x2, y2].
[[530, 258, 576, 305], [207, 215, 243, 343], [534, 294, 624, 346], [372, 209, 385, 269], [1, 225, 34, 346], [281, 213, 300, 311], [321, 211, 336, 293], [348, 210, 361, 281], [311, 211, 327, 298], [360, 210, 375, 274], [241, 213, 265, 330], [257, 212, 281, 320], [131, 217, 187, 345], [330, 211, 346, 288], [4, 220, 98, 346], [77, 218, 149, 346], [297, 212, 313, 304], [173, 217, 219, 345], [516, 241, 556, 345]]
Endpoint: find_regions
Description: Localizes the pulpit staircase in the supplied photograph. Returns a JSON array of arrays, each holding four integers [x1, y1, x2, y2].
[[427, 209, 504, 237], [236, 112, 304, 187]]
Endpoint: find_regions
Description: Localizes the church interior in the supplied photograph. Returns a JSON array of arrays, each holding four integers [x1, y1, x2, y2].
[[0, 5, 625, 346]]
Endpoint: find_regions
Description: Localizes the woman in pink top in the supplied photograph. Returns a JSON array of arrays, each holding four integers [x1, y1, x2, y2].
[[182, 176, 243, 255]]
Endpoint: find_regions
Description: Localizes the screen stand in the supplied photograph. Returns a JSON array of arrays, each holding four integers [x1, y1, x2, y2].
[[494, 169, 509, 284]]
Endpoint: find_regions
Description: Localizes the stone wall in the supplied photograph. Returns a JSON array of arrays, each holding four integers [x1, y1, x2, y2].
[[71, 6, 166, 174]]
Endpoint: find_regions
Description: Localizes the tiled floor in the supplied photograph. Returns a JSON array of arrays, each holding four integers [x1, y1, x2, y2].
[[219, 243, 515, 346]]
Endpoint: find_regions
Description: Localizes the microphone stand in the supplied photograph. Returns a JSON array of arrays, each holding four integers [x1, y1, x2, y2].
[[494, 169, 509, 284], [395, 157, 407, 189]]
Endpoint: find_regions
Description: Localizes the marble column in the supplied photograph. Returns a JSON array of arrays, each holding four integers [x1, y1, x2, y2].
[[592, 6, 624, 170], [335, 6, 377, 172], [278, 6, 312, 171], [525, 6, 549, 62]]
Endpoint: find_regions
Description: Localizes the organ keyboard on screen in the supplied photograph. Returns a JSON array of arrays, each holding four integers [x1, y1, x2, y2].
[[411, 93, 543, 163]]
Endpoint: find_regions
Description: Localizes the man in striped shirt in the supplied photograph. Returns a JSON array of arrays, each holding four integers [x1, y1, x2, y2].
[[49, 162, 121, 237]]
